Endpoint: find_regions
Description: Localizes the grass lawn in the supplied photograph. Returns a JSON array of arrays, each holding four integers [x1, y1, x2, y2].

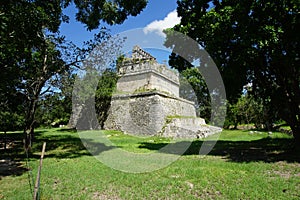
[[0, 128, 299, 199]]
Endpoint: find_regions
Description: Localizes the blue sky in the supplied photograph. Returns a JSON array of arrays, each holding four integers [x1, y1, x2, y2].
[[60, 0, 178, 45], [60, 0, 180, 64]]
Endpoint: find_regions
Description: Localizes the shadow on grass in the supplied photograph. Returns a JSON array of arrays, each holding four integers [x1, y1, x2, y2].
[[0, 158, 28, 179], [32, 130, 116, 159], [56, 128, 77, 132], [139, 137, 300, 163], [0, 132, 29, 178], [0, 129, 115, 178]]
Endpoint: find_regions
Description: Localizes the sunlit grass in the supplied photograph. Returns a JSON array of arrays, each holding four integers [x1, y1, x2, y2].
[[0, 128, 299, 199]]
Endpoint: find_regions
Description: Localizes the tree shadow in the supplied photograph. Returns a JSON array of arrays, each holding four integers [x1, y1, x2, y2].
[[0, 129, 115, 177], [0, 132, 25, 159], [31, 131, 116, 159], [56, 128, 77, 132], [139, 137, 300, 163], [0, 132, 28, 178], [0, 158, 28, 179]]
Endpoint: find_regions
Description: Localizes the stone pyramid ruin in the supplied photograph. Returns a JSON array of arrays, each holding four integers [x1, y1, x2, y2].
[[104, 46, 221, 138]]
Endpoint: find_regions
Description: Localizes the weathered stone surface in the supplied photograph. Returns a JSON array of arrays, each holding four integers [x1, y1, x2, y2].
[[131, 45, 156, 61], [103, 46, 221, 138], [117, 61, 179, 97], [68, 103, 83, 128], [104, 91, 197, 135], [162, 117, 222, 139]]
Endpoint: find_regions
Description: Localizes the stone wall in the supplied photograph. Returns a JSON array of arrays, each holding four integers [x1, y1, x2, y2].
[[68, 103, 83, 128], [120, 61, 179, 84], [131, 45, 156, 61], [161, 118, 221, 139], [117, 61, 179, 97], [103, 46, 220, 139], [104, 91, 196, 136]]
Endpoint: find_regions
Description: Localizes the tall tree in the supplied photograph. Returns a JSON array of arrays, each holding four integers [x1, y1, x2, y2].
[[69, 0, 148, 30], [95, 69, 118, 128], [35, 72, 76, 127], [180, 68, 211, 122], [167, 0, 300, 143], [225, 93, 279, 130], [0, 0, 148, 148]]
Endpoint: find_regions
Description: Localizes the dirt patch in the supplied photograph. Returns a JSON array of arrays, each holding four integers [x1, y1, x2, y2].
[[269, 170, 300, 179], [196, 188, 222, 199], [267, 161, 300, 179], [92, 191, 122, 200]]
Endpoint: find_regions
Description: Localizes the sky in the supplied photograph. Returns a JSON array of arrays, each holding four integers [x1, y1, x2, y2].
[[60, 0, 179, 44], [60, 0, 181, 64]]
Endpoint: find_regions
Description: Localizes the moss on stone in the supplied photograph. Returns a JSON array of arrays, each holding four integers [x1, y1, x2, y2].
[[166, 115, 197, 119]]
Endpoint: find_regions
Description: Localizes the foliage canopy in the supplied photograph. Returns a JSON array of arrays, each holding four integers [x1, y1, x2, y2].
[[0, 0, 147, 147], [168, 0, 299, 142]]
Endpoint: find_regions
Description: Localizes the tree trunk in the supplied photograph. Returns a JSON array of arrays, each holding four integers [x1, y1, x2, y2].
[[290, 124, 300, 147], [24, 98, 38, 150], [23, 75, 47, 150], [4, 131, 7, 151], [288, 108, 300, 147]]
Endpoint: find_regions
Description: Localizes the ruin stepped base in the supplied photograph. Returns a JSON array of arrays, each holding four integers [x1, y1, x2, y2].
[[162, 117, 222, 139], [104, 91, 221, 139]]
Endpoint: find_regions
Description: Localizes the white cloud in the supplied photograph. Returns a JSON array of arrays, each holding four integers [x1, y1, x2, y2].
[[143, 10, 181, 37]]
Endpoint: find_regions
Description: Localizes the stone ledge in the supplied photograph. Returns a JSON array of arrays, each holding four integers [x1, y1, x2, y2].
[[118, 67, 179, 86], [161, 117, 222, 139], [111, 91, 195, 106]]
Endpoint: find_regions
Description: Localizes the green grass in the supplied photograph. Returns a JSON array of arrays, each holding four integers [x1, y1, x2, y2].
[[0, 128, 299, 199]]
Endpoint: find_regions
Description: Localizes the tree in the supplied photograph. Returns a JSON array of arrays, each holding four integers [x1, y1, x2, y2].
[[0, 0, 148, 148], [69, 37, 124, 130], [95, 69, 118, 128], [167, 0, 299, 143], [180, 68, 211, 122], [69, 0, 148, 30], [225, 93, 279, 130], [0, 92, 25, 150], [35, 72, 75, 127]]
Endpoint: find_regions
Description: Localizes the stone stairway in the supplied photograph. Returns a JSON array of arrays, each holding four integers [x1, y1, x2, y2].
[[161, 117, 222, 139]]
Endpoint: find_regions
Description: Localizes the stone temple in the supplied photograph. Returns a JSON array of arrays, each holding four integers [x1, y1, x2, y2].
[[104, 46, 221, 138]]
